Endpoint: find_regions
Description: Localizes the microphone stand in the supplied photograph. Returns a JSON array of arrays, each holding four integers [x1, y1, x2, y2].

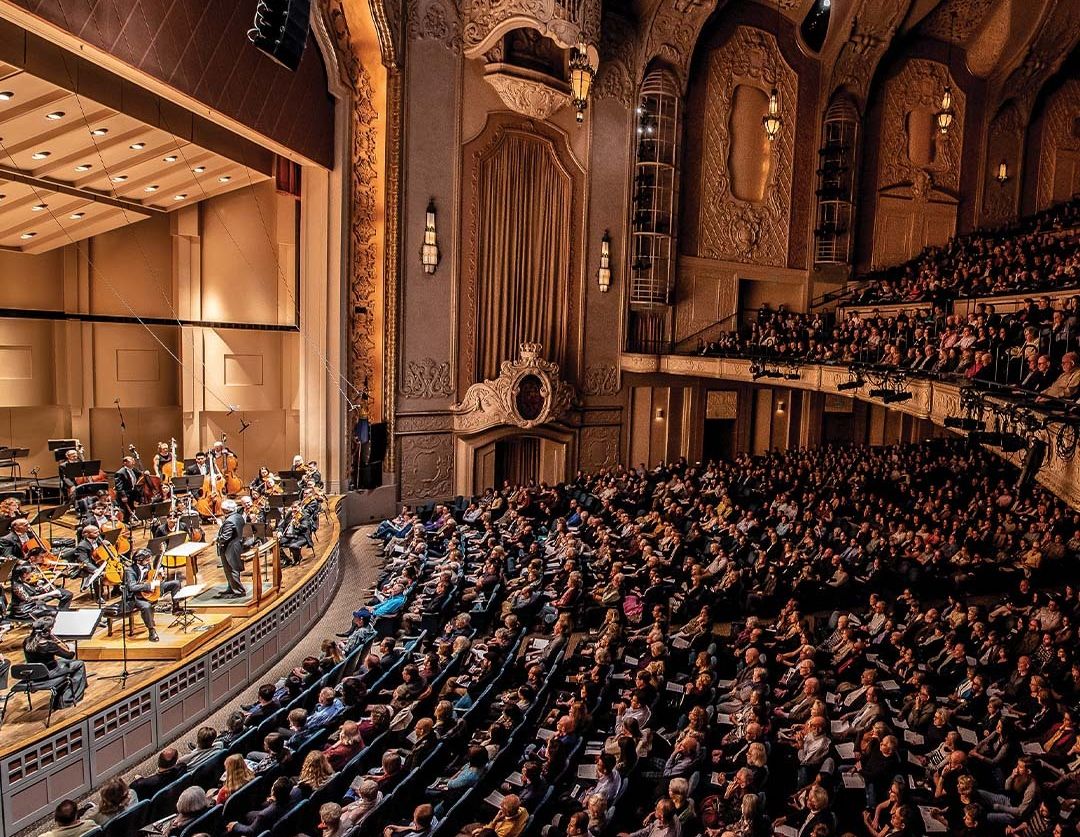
[[100, 581, 152, 686], [115, 399, 127, 454]]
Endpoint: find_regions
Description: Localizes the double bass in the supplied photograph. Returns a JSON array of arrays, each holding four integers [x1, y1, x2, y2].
[[214, 435, 243, 496], [159, 438, 180, 485], [130, 445, 165, 504]]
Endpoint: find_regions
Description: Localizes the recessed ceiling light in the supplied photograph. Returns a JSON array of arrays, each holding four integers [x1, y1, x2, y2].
[[218, 176, 231, 183], [173, 194, 187, 201], [20, 232, 35, 239], [144, 185, 159, 192], [0, 92, 14, 101], [69, 212, 85, 220], [45, 111, 65, 120], [74, 163, 92, 172], [31, 204, 47, 212], [30, 151, 50, 160], [163, 155, 177, 163], [90, 127, 108, 136], [129, 142, 145, 150], [110, 175, 128, 182], [192, 166, 206, 173]]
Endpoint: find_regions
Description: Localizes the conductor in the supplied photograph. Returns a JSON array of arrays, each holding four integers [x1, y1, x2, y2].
[[216, 499, 247, 599]]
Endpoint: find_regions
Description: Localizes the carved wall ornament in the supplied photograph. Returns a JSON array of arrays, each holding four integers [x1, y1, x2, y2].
[[400, 432, 454, 499], [322, 0, 386, 467], [698, 26, 796, 267], [639, 0, 719, 92], [878, 58, 965, 196], [406, 0, 464, 51], [918, 0, 995, 44], [1036, 80, 1080, 211], [592, 10, 637, 107], [452, 342, 576, 433], [397, 412, 455, 433], [982, 103, 1022, 225], [582, 363, 619, 396], [828, 0, 910, 108], [579, 425, 620, 472], [401, 358, 454, 398], [483, 69, 571, 119], [993, 0, 1080, 122], [461, 0, 601, 58]]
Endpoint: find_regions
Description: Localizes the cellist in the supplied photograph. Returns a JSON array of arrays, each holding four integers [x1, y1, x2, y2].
[[72, 524, 110, 604], [114, 455, 143, 522], [125, 550, 181, 642]]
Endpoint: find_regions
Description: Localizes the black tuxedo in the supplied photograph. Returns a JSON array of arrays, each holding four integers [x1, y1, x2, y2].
[[216, 510, 247, 595]]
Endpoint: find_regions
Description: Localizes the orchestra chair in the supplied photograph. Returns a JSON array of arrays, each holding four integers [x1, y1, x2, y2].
[[0, 663, 68, 728], [102, 798, 151, 837], [102, 598, 138, 638]]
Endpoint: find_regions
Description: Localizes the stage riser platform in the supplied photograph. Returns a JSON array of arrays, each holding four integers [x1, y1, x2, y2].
[[78, 614, 232, 661]]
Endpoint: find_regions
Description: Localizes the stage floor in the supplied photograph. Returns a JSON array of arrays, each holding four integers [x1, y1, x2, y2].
[[0, 499, 342, 755]]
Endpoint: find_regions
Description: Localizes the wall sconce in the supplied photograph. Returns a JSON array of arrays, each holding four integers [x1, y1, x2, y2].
[[654, 408, 665, 421], [776, 400, 785, 414], [936, 85, 954, 135], [995, 159, 1010, 184], [762, 88, 782, 142], [420, 200, 440, 274], [597, 230, 612, 292], [568, 43, 596, 124]]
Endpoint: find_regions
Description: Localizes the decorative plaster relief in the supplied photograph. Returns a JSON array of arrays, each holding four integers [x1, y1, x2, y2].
[[582, 363, 619, 396], [579, 425, 620, 472], [400, 432, 454, 499], [401, 358, 454, 398], [698, 26, 795, 267]]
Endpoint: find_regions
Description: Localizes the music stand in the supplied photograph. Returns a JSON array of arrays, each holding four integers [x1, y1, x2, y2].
[[133, 503, 171, 522], [29, 503, 72, 541], [277, 470, 305, 481], [52, 608, 103, 657], [279, 479, 300, 494], [170, 476, 205, 495], [268, 493, 299, 509], [170, 583, 206, 632], [147, 536, 168, 557]]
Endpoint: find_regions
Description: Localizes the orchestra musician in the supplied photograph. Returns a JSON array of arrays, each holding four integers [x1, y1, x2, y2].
[[305, 460, 324, 489], [59, 447, 108, 501], [0, 517, 32, 558], [215, 499, 247, 598], [10, 561, 73, 617], [153, 441, 174, 478], [185, 452, 211, 476], [72, 524, 109, 603], [23, 616, 86, 708], [276, 502, 313, 567], [125, 550, 181, 642], [114, 455, 143, 521], [250, 467, 280, 496]]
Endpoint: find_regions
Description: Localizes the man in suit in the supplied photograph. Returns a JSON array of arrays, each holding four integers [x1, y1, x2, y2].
[[113, 455, 142, 522], [216, 499, 247, 598], [130, 748, 187, 800], [185, 452, 210, 476], [124, 550, 181, 641]]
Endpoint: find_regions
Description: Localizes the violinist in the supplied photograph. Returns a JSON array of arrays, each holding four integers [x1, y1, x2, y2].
[[250, 467, 280, 496], [0, 497, 21, 527], [10, 561, 72, 617], [277, 502, 313, 567], [0, 517, 32, 558], [23, 615, 86, 708], [114, 455, 143, 521], [305, 460, 324, 489], [125, 550, 181, 642]]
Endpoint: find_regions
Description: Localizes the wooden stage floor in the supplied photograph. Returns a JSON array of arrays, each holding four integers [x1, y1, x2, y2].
[[0, 500, 342, 756]]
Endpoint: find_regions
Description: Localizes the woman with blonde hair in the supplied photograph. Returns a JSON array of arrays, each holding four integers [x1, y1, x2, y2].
[[296, 750, 335, 798], [213, 753, 254, 805]]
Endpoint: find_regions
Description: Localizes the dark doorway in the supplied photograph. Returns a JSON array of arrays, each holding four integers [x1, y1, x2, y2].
[[495, 436, 540, 486], [702, 418, 736, 463]]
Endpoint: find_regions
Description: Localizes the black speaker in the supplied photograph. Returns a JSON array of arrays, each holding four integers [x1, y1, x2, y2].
[[1016, 438, 1047, 489], [248, 0, 311, 72], [368, 422, 388, 465]]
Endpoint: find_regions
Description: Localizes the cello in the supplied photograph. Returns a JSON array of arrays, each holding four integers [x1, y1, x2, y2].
[[89, 538, 125, 587]]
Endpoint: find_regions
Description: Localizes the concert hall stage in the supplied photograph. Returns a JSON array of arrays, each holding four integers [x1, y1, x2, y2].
[[0, 500, 345, 837]]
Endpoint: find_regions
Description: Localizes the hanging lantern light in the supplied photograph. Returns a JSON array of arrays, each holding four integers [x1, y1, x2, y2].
[[568, 43, 596, 124], [763, 88, 783, 142], [936, 86, 954, 134]]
